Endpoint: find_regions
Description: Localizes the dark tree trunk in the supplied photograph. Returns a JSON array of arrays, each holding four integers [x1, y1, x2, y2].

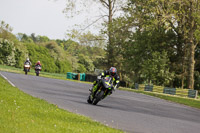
[[187, 41, 195, 89], [107, 0, 114, 67], [187, 1, 196, 89]]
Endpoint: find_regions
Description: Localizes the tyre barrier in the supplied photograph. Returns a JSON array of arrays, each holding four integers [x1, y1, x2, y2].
[[134, 83, 198, 98]]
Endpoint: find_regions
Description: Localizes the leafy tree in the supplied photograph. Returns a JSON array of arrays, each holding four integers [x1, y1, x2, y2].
[[63, 0, 127, 68], [142, 51, 174, 86], [30, 33, 37, 43], [0, 21, 12, 32], [78, 54, 94, 72], [17, 33, 34, 43], [123, 0, 200, 89], [0, 21, 18, 42], [0, 38, 14, 65], [67, 30, 106, 48], [66, 30, 106, 71], [0, 21, 13, 39], [77, 63, 87, 73], [37, 35, 50, 43], [14, 48, 23, 68], [41, 41, 65, 60], [120, 28, 176, 86], [55, 60, 72, 73]]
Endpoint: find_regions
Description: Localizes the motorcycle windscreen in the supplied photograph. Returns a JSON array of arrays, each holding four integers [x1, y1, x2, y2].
[[102, 77, 113, 89]]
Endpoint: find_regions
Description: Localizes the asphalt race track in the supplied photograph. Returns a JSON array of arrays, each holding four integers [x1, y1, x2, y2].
[[1, 71, 200, 133]]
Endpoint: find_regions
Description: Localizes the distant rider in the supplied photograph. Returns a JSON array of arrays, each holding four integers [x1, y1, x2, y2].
[[35, 61, 42, 67], [35, 60, 42, 71], [24, 58, 32, 71], [89, 67, 120, 95]]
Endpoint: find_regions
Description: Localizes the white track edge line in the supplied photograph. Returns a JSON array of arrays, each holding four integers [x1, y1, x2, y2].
[[0, 72, 16, 87]]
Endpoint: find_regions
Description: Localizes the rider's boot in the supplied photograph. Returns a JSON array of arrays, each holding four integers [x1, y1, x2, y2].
[[89, 87, 93, 92], [89, 85, 94, 92], [89, 81, 96, 92], [89, 81, 97, 92]]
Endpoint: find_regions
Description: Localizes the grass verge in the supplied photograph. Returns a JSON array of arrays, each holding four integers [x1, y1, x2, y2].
[[119, 87, 200, 109], [0, 76, 123, 133]]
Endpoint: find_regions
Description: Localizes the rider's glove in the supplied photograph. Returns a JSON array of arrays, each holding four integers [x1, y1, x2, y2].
[[97, 76, 101, 80]]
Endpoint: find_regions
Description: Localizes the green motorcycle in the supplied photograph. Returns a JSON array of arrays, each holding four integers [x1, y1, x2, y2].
[[87, 76, 114, 105]]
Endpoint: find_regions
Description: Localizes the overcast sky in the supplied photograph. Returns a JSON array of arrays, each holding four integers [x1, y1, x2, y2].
[[0, 0, 100, 40]]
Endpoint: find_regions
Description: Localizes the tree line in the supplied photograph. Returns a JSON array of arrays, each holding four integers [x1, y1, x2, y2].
[[0, 21, 105, 74]]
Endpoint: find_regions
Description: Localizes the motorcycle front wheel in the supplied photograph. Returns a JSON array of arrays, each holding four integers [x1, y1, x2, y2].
[[92, 90, 104, 105], [25, 69, 28, 75], [36, 72, 39, 76], [87, 94, 93, 104]]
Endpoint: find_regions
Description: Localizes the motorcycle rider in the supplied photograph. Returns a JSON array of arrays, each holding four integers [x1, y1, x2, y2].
[[24, 58, 32, 71], [35, 61, 42, 76], [89, 67, 120, 96], [35, 61, 42, 68]]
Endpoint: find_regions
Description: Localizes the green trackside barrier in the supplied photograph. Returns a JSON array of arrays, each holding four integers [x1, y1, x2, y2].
[[163, 87, 176, 95], [67, 72, 72, 79], [136, 83, 198, 98], [188, 90, 197, 98], [145, 85, 153, 92], [135, 83, 139, 89], [72, 73, 78, 80], [67, 72, 85, 81], [79, 73, 86, 81], [135, 84, 152, 91]]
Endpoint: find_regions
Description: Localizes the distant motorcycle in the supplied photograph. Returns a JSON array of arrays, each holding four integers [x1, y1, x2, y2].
[[87, 76, 114, 105], [35, 65, 41, 76], [24, 63, 30, 75]]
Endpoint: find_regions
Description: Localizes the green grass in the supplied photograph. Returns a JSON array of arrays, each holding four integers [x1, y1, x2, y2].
[[0, 76, 123, 133], [119, 87, 200, 109], [0, 65, 24, 74]]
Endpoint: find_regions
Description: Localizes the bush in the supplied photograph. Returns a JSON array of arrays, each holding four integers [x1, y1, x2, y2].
[[0, 38, 14, 65], [77, 64, 86, 73]]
